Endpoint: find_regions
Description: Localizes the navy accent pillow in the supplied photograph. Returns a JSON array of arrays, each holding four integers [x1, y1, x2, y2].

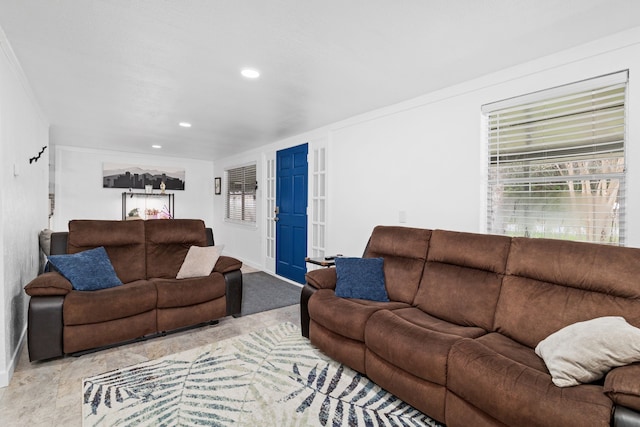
[[47, 246, 123, 291], [334, 257, 389, 302]]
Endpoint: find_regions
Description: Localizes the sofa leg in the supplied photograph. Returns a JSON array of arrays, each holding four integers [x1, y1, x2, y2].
[[28, 296, 64, 362], [225, 270, 243, 317]]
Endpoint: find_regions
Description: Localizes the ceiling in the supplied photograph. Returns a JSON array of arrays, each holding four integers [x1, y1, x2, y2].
[[1, 0, 639, 160]]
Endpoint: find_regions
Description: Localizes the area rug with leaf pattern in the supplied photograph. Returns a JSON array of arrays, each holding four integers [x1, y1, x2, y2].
[[82, 322, 442, 426]]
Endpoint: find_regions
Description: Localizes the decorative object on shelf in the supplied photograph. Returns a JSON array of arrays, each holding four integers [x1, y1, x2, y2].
[[160, 181, 166, 194], [160, 205, 173, 219], [146, 208, 159, 219], [127, 208, 141, 220], [29, 146, 47, 164], [214, 177, 221, 195], [103, 163, 186, 190], [145, 184, 153, 194]]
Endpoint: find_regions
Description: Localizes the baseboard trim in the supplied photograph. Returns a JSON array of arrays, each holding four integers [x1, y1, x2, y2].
[[0, 324, 27, 388]]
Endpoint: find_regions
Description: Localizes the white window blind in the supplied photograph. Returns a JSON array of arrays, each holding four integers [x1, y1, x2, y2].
[[226, 164, 257, 223], [484, 71, 627, 245]]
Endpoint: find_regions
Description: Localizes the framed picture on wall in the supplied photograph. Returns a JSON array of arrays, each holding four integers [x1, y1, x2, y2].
[[103, 163, 185, 190], [214, 177, 221, 195]]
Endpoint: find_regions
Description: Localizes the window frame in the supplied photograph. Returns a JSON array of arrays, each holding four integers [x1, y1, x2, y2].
[[483, 71, 628, 245], [224, 163, 257, 226]]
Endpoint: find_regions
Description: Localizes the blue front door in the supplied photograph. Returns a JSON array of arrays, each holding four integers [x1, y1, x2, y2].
[[276, 144, 308, 283]]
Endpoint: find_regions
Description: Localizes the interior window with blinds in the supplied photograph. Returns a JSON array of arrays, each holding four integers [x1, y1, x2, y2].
[[484, 71, 627, 245], [226, 164, 257, 223]]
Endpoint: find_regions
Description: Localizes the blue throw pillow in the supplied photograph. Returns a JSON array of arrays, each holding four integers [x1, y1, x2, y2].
[[47, 246, 123, 291], [334, 257, 389, 302]]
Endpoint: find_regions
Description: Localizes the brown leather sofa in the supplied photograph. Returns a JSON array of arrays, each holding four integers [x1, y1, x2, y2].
[[24, 219, 243, 362], [300, 226, 640, 427]]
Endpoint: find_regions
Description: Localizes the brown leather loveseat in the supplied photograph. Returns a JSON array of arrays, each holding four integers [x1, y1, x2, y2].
[[300, 226, 640, 427], [25, 219, 242, 362]]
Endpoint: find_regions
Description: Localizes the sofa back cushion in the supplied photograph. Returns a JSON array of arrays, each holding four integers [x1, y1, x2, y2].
[[363, 226, 431, 304], [67, 220, 146, 283], [145, 219, 208, 279], [413, 230, 511, 331], [494, 237, 640, 348]]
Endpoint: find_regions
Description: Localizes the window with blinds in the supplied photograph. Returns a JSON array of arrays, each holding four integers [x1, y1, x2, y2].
[[484, 71, 627, 245], [225, 164, 257, 223]]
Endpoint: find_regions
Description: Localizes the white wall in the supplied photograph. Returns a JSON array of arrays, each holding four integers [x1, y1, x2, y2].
[[212, 133, 328, 271], [52, 146, 215, 231], [214, 26, 640, 267], [0, 29, 49, 387]]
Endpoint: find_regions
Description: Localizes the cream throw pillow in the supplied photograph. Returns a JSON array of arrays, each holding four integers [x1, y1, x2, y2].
[[535, 316, 640, 387], [176, 245, 224, 279]]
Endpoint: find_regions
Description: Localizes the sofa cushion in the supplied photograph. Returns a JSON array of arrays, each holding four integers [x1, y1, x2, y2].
[[535, 316, 640, 387], [391, 307, 488, 338], [307, 289, 410, 342], [366, 349, 448, 424], [153, 272, 226, 309], [335, 257, 389, 302], [506, 237, 640, 298], [67, 220, 147, 283], [157, 298, 227, 332], [309, 321, 368, 374], [447, 337, 613, 427], [63, 280, 157, 325], [495, 237, 640, 348], [426, 229, 512, 273], [365, 309, 485, 386], [176, 245, 224, 279], [494, 275, 640, 349], [363, 226, 431, 304], [64, 310, 156, 354], [48, 247, 123, 291], [413, 230, 511, 331], [145, 219, 208, 279]]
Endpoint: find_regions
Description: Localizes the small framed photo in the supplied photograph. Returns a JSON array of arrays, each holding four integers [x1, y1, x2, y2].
[[214, 177, 222, 195]]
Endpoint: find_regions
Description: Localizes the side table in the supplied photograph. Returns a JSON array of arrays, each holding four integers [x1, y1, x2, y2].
[[305, 256, 337, 267]]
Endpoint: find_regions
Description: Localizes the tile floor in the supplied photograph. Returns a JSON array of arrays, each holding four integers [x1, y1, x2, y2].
[[0, 303, 301, 426]]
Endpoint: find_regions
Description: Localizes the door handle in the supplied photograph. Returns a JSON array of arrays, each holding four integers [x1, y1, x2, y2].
[[274, 217, 280, 222]]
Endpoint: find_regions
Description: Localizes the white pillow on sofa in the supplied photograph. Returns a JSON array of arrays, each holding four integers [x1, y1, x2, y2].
[[176, 245, 224, 279], [535, 316, 640, 387]]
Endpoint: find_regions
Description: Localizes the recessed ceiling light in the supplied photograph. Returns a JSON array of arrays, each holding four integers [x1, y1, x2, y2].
[[241, 68, 260, 79], [152, 145, 162, 149], [179, 122, 192, 128]]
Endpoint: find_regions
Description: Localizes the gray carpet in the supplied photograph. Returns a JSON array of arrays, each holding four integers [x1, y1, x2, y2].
[[241, 271, 302, 316]]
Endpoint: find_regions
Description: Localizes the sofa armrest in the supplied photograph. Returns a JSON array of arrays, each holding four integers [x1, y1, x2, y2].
[[305, 268, 337, 290], [300, 284, 317, 338], [605, 364, 640, 412], [24, 272, 72, 296], [28, 296, 64, 361], [224, 269, 243, 318], [614, 406, 640, 427], [214, 256, 242, 274]]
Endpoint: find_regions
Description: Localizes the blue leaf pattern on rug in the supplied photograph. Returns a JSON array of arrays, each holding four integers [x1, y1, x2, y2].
[[82, 323, 443, 426], [282, 362, 433, 426]]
